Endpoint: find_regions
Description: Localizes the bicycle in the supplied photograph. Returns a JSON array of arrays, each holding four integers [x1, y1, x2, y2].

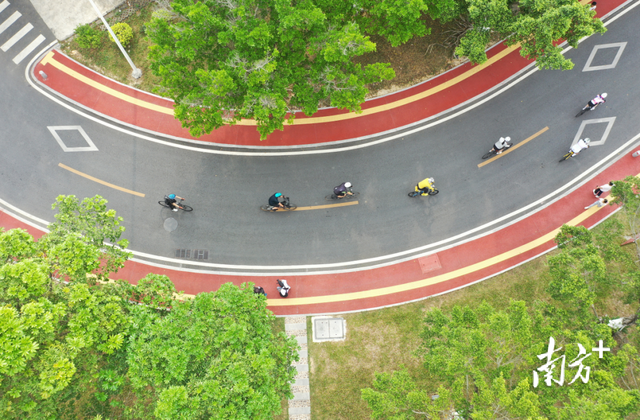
[[482, 142, 512, 159], [559, 151, 575, 162], [325, 191, 360, 201], [158, 196, 193, 212], [575, 105, 595, 117], [575, 93, 607, 117], [408, 187, 439, 197], [260, 196, 297, 212], [560, 138, 590, 162]]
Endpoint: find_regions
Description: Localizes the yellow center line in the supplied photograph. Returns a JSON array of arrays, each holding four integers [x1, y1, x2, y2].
[[267, 202, 612, 307], [58, 163, 145, 197], [478, 126, 549, 168], [294, 201, 359, 211], [42, 43, 521, 126]]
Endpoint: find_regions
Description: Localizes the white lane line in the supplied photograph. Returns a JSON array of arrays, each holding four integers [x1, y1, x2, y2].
[[0, 10, 19, 34], [1, 22, 32, 51], [0, 1, 9, 15], [20, 41, 640, 274], [13, 34, 44, 64]]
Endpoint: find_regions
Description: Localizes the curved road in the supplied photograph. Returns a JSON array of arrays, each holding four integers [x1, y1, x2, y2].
[[1, 0, 639, 276]]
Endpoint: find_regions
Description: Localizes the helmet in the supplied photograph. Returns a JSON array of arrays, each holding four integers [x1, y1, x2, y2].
[[505, 136, 511, 142], [584, 137, 591, 143], [345, 182, 352, 188], [168, 194, 176, 199], [428, 177, 435, 183], [275, 193, 282, 198], [601, 93, 608, 98]]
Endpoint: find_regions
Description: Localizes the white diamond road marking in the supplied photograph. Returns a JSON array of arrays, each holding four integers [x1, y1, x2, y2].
[[1, 22, 31, 51], [12, 33, 44, 63], [572, 117, 616, 147], [48, 126, 99, 152], [583, 42, 627, 72], [0, 10, 19, 34]]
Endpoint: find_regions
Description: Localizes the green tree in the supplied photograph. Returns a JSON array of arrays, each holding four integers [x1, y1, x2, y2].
[[45, 195, 130, 284], [0, 230, 131, 419], [126, 282, 299, 420], [363, 299, 640, 419], [425, 0, 606, 70], [146, 0, 395, 140]]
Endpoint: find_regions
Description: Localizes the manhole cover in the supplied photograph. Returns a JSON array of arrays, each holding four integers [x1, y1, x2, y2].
[[163, 218, 178, 232], [312, 316, 346, 342]]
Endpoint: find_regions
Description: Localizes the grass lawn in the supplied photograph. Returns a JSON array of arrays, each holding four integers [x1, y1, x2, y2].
[[307, 213, 639, 420], [60, 3, 162, 94]]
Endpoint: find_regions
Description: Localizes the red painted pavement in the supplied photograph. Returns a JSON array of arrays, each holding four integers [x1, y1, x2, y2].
[[30, 0, 620, 148]]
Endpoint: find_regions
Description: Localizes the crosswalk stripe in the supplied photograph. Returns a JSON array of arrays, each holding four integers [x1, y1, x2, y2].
[[0, 10, 19, 34], [0, 1, 9, 15], [12, 33, 44, 64], [1, 22, 31, 51]]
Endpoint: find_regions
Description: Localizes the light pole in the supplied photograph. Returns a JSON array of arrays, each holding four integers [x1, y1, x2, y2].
[[86, 0, 142, 79]]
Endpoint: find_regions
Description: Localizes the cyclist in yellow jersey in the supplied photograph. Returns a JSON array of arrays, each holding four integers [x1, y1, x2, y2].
[[415, 177, 435, 196]]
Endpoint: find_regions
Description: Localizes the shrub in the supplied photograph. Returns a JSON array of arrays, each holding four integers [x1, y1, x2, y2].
[[74, 24, 102, 49], [109, 22, 133, 48]]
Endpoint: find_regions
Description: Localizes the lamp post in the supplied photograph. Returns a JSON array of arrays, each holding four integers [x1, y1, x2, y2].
[[86, 0, 142, 79]]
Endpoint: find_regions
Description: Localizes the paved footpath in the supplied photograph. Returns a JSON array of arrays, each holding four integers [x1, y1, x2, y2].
[[31, 0, 619, 148], [2, 0, 636, 316]]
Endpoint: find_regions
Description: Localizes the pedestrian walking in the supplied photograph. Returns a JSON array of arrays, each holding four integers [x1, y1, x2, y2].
[[593, 181, 614, 197], [585, 198, 608, 210], [276, 279, 291, 297], [253, 285, 267, 297]]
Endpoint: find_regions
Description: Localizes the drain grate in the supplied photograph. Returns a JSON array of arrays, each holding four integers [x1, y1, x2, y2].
[[175, 249, 209, 260]]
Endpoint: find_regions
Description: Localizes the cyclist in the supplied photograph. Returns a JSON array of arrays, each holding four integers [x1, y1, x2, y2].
[[333, 182, 354, 198], [165, 194, 185, 212], [492, 136, 512, 155], [586, 93, 607, 111], [415, 177, 436, 196], [268, 192, 285, 211], [570, 138, 591, 156]]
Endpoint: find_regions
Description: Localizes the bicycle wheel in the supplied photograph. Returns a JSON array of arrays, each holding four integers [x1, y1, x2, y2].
[[158, 201, 171, 208], [284, 205, 297, 211], [260, 205, 274, 212], [428, 189, 439, 196], [575, 107, 588, 117], [180, 205, 193, 212], [482, 151, 495, 160], [408, 191, 420, 197], [326, 192, 360, 201]]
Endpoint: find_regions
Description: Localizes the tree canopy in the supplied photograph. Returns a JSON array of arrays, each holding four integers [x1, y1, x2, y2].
[[362, 217, 640, 419], [147, 0, 606, 139], [0, 195, 298, 419], [426, 0, 606, 70], [147, 0, 395, 139]]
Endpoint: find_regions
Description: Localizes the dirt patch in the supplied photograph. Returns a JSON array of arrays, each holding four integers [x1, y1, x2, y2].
[[355, 17, 465, 98]]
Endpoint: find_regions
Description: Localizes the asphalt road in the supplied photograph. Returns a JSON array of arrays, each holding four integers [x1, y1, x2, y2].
[[1, 0, 639, 273]]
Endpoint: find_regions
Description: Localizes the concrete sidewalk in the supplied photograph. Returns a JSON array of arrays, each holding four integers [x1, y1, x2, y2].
[[29, 0, 123, 40]]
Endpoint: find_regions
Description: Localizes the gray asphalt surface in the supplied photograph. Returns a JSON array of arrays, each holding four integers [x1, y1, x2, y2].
[[1, 1, 639, 272]]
